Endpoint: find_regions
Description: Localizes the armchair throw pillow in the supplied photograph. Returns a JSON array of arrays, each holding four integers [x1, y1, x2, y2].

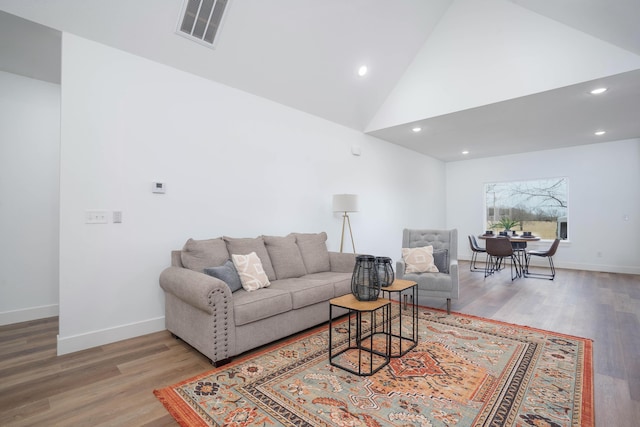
[[433, 248, 449, 274], [232, 252, 271, 291], [402, 246, 439, 273]]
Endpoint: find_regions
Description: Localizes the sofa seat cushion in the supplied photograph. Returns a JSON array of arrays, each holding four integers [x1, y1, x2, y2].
[[269, 278, 335, 309], [402, 272, 452, 292], [302, 272, 352, 297], [232, 288, 292, 326]]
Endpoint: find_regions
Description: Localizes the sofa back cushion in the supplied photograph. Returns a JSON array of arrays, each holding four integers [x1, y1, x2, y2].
[[181, 238, 229, 272], [263, 235, 307, 279], [223, 236, 276, 281], [293, 232, 331, 274]]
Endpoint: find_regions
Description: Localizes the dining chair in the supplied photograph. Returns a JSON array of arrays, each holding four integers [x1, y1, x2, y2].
[[485, 237, 521, 280], [468, 235, 486, 272], [524, 239, 560, 280], [510, 241, 527, 266]]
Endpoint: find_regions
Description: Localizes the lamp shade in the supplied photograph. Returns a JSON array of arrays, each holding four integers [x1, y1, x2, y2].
[[332, 194, 359, 213]]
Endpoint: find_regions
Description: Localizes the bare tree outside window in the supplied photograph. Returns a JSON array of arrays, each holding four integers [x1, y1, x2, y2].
[[484, 177, 568, 240]]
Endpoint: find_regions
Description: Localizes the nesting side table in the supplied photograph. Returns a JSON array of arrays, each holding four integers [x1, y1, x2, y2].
[[329, 294, 391, 376], [381, 279, 418, 357]]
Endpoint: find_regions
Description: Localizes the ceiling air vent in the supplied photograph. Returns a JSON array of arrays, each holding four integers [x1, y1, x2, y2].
[[177, 0, 230, 48]]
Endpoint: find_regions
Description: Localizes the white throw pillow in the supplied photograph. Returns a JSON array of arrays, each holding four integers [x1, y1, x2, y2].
[[402, 246, 439, 273], [232, 252, 271, 291]]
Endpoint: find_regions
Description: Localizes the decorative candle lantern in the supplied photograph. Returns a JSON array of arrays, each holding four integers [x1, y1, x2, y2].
[[351, 255, 380, 301], [375, 256, 395, 288]]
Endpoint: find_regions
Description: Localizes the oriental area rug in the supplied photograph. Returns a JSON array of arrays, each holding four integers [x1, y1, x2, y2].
[[154, 306, 593, 427]]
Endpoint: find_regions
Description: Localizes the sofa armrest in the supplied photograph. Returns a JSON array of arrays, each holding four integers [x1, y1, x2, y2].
[[450, 259, 458, 275], [159, 267, 232, 314], [329, 252, 356, 273]]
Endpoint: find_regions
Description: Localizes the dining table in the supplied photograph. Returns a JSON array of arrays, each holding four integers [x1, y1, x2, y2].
[[478, 233, 541, 271]]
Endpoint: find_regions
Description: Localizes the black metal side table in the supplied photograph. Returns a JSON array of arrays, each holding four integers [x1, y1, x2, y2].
[[381, 279, 418, 357], [329, 294, 391, 376]]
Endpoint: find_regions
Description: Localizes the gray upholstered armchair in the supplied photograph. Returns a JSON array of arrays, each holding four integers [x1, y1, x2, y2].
[[396, 228, 459, 314]]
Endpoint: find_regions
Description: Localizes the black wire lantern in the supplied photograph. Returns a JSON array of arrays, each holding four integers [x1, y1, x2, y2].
[[351, 255, 380, 301], [375, 256, 395, 288]]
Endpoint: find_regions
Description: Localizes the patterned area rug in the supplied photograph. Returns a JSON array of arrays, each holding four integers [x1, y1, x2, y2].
[[154, 306, 593, 426]]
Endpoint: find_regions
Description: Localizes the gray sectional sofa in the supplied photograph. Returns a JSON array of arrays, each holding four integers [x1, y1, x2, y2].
[[159, 232, 355, 366]]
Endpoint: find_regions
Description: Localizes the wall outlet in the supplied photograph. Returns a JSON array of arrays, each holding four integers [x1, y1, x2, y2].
[[113, 211, 122, 223], [85, 210, 108, 224]]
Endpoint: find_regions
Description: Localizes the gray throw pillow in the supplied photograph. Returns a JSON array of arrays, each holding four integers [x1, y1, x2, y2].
[[433, 249, 449, 273], [204, 260, 243, 292]]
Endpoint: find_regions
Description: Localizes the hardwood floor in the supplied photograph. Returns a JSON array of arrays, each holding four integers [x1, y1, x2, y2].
[[1, 264, 638, 426]]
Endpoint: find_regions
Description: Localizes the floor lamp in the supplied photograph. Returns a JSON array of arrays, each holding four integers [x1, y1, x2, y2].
[[333, 194, 358, 253]]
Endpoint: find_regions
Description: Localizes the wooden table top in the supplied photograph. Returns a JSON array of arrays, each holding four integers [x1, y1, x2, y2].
[[330, 293, 390, 311], [381, 279, 417, 292], [478, 234, 541, 242]]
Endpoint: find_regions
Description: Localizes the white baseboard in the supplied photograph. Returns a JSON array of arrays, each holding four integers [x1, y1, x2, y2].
[[56, 316, 166, 356], [458, 255, 640, 275], [0, 304, 59, 326], [556, 262, 640, 275]]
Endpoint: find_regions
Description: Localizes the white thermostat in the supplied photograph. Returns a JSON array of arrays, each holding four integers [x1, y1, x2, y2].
[[152, 182, 166, 194]]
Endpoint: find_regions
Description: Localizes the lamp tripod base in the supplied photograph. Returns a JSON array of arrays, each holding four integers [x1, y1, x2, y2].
[[339, 212, 356, 253]]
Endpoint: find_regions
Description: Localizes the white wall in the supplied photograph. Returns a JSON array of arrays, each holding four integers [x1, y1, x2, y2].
[[0, 71, 60, 325], [446, 139, 640, 274], [57, 34, 446, 354]]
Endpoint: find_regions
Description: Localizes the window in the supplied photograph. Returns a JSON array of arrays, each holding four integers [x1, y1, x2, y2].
[[484, 177, 568, 240]]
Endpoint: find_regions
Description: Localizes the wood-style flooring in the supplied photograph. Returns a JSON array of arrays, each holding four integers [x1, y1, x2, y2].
[[1, 264, 639, 426]]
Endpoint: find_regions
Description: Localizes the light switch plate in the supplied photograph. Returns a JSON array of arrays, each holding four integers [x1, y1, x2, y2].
[[85, 210, 108, 224]]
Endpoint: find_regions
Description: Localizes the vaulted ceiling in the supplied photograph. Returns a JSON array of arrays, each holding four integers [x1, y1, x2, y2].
[[1, 0, 639, 161]]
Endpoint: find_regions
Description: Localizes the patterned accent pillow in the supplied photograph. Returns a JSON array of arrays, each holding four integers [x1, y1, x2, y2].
[[204, 260, 243, 292], [232, 252, 271, 291], [223, 236, 276, 281], [402, 246, 439, 273]]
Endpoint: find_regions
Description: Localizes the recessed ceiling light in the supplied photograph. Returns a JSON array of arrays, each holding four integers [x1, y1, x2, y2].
[[462, 150, 469, 155], [594, 130, 606, 136], [590, 87, 607, 95], [357, 65, 368, 77], [412, 127, 422, 133]]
